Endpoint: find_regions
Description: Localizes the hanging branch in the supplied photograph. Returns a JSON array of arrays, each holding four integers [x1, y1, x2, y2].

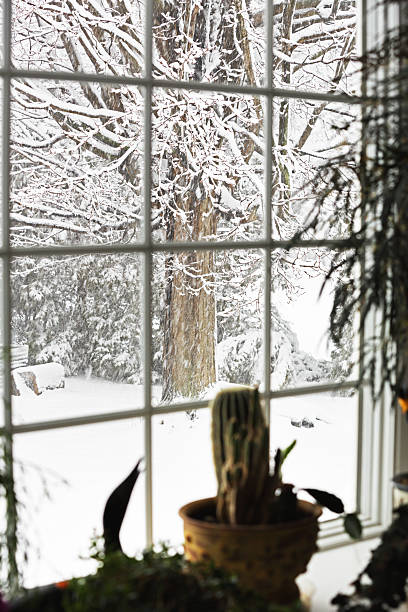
[[292, 16, 408, 399]]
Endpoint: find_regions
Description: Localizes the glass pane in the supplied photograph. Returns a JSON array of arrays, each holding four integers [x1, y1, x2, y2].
[[270, 392, 358, 517], [10, 80, 143, 248], [12, 0, 144, 77], [11, 254, 144, 424], [271, 248, 359, 391], [272, 1, 357, 95], [153, 3, 265, 85], [153, 409, 216, 545], [152, 90, 264, 243], [13, 419, 145, 588], [271, 99, 360, 241], [152, 249, 263, 406]]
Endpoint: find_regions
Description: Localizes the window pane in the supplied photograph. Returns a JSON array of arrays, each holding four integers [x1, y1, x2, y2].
[[10, 80, 144, 248], [11, 254, 144, 424], [152, 249, 263, 406], [270, 391, 358, 518], [12, 0, 144, 78], [152, 3, 265, 85], [153, 409, 216, 545], [13, 419, 145, 587], [272, 1, 357, 95], [151, 90, 264, 243], [271, 98, 360, 241], [271, 248, 359, 391]]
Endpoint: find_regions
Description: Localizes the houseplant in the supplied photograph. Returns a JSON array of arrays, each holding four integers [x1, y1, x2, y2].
[[7, 455, 314, 612], [6, 387, 361, 611], [332, 504, 408, 611], [179, 386, 362, 607]]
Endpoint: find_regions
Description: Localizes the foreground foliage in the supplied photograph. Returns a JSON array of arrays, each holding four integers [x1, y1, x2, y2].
[[332, 505, 408, 611], [63, 544, 303, 612], [294, 6, 408, 399]]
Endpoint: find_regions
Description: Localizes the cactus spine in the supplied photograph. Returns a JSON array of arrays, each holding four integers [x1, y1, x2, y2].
[[211, 386, 276, 525]]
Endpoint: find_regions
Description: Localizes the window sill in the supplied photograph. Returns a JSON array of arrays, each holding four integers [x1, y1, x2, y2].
[[299, 537, 379, 611]]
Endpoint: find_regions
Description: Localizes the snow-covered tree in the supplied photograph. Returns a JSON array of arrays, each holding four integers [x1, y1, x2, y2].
[[10, 0, 357, 398]]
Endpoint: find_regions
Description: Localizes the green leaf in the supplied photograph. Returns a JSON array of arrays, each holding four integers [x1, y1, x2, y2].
[[303, 488, 344, 514], [281, 440, 296, 464], [273, 448, 282, 475], [344, 512, 362, 539]]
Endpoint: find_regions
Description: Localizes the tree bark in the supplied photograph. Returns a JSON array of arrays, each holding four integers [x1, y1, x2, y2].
[[156, 0, 259, 400], [162, 194, 216, 400]]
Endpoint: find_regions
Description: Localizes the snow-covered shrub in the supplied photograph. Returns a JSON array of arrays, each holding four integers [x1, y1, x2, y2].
[[11, 255, 142, 383], [283, 350, 332, 388], [271, 306, 333, 389], [37, 335, 75, 375], [216, 316, 333, 391], [216, 331, 262, 385], [216, 298, 336, 391]]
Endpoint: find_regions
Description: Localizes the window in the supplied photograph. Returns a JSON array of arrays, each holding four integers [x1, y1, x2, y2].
[[0, 0, 397, 590]]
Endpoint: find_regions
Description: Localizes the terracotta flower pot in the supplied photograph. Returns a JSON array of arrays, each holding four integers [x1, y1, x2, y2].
[[179, 497, 322, 606]]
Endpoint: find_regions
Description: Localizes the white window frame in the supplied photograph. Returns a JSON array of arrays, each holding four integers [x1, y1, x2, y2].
[[0, 0, 400, 577]]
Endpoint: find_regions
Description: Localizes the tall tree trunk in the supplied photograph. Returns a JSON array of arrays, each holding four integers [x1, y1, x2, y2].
[[159, 94, 218, 401], [162, 197, 216, 400], [155, 0, 260, 400], [153, 1, 218, 400]]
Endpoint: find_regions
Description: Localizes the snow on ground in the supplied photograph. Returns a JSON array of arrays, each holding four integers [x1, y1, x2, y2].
[[270, 394, 358, 518], [12, 378, 358, 589], [13, 409, 146, 588], [12, 376, 159, 424], [12, 377, 248, 425]]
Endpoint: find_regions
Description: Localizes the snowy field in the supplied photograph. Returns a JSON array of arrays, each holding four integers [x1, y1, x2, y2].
[[12, 378, 358, 589]]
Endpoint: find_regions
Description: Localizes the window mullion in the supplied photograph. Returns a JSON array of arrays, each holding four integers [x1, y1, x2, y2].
[[2, 0, 19, 592], [355, 0, 369, 526], [263, 0, 274, 426], [143, 0, 154, 549], [3, 237, 362, 258], [0, 67, 365, 107]]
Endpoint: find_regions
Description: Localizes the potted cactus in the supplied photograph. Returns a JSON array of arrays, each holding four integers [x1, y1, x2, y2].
[[179, 386, 361, 606]]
